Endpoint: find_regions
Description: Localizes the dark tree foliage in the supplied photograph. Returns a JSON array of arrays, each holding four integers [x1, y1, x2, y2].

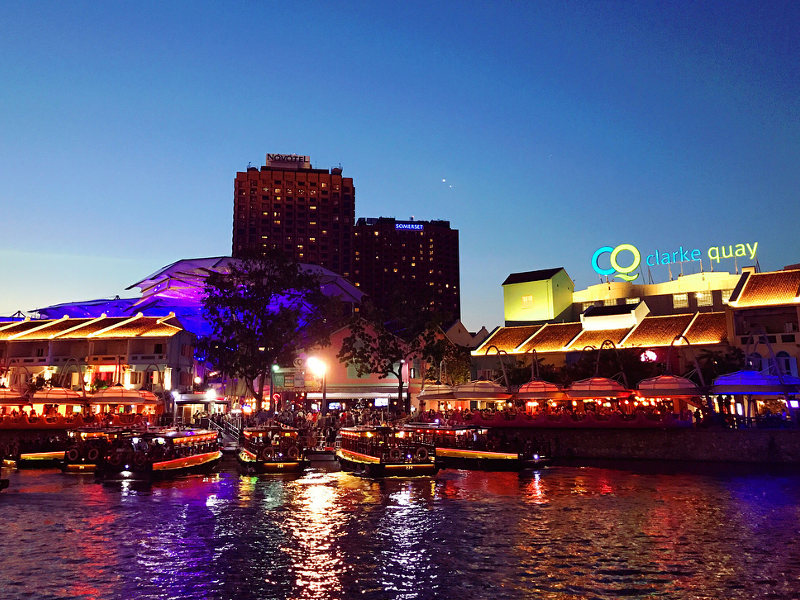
[[696, 347, 745, 385], [337, 300, 441, 413], [197, 251, 343, 409], [421, 337, 472, 386]]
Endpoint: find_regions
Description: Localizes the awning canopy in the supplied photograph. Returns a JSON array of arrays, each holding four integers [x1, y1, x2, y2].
[[88, 387, 160, 405], [567, 377, 632, 399], [637, 374, 700, 398], [453, 380, 512, 401], [31, 388, 84, 403], [516, 379, 566, 400], [417, 383, 456, 401], [0, 388, 27, 405], [712, 370, 800, 396]]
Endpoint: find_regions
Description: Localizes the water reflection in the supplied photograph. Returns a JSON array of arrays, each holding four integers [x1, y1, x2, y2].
[[2, 463, 800, 599]]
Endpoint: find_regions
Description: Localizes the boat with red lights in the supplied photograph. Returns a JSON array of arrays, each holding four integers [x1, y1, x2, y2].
[[336, 425, 437, 477], [62, 427, 137, 473], [95, 428, 221, 480], [236, 424, 310, 474], [403, 423, 550, 471]]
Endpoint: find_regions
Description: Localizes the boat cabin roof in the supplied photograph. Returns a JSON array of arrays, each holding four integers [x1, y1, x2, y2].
[[402, 423, 487, 435]]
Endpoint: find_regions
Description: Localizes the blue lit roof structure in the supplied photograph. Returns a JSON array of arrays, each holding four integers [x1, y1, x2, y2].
[[33, 256, 364, 338]]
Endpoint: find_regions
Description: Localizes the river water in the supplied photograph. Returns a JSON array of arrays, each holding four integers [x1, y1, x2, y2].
[[1, 458, 800, 600]]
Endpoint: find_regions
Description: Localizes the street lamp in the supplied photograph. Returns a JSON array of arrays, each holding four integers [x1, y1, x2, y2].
[[306, 357, 328, 414]]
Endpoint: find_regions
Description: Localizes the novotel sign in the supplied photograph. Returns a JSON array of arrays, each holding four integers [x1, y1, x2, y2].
[[395, 223, 424, 231], [591, 241, 759, 282], [266, 153, 309, 163]]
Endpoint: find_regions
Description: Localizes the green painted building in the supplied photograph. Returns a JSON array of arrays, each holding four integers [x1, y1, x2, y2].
[[502, 268, 574, 325]]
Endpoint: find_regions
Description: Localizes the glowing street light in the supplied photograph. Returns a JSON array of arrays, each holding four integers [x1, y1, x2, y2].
[[306, 357, 328, 413]]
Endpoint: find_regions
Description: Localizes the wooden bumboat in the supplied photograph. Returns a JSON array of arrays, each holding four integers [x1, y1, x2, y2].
[[237, 424, 310, 474], [95, 428, 221, 480], [62, 427, 136, 473], [336, 425, 437, 477], [403, 423, 551, 471]]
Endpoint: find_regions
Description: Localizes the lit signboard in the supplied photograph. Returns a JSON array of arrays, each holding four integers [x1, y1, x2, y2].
[[395, 223, 424, 231], [267, 153, 309, 163], [592, 241, 758, 281]]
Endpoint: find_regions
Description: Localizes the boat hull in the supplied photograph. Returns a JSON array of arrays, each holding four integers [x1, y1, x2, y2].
[[16, 450, 66, 469], [435, 447, 550, 471], [336, 449, 438, 477], [97, 450, 223, 481]]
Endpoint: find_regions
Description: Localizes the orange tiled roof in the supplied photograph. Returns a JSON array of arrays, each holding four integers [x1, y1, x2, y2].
[[0, 320, 49, 340], [0, 316, 184, 340], [623, 314, 694, 347], [684, 312, 727, 344], [519, 323, 583, 353], [567, 328, 631, 351], [475, 325, 542, 354], [95, 320, 181, 338], [732, 270, 800, 307]]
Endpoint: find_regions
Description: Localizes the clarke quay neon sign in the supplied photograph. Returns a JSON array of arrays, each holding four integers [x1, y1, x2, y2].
[[592, 241, 758, 282]]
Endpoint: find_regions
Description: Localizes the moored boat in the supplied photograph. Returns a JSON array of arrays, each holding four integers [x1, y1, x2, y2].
[[62, 427, 136, 473], [95, 428, 221, 480], [403, 423, 551, 471], [236, 424, 310, 474], [336, 425, 437, 477]]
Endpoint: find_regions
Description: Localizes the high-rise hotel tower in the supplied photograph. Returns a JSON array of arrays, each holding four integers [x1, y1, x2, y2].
[[232, 154, 355, 278], [353, 217, 460, 323]]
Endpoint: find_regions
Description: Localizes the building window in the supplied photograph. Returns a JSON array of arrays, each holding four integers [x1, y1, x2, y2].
[[521, 295, 533, 307], [672, 293, 689, 309], [581, 302, 595, 312], [695, 291, 713, 307], [775, 351, 797, 377], [626, 297, 640, 305], [721, 289, 734, 304], [603, 298, 617, 306], [746, 352, 763, 371]]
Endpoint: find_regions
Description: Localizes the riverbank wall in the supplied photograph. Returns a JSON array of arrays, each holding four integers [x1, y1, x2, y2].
[[511, 427, 800, 464]]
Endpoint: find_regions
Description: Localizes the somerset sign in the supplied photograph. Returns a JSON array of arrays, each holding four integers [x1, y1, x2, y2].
[[395, 223, 424, 231]]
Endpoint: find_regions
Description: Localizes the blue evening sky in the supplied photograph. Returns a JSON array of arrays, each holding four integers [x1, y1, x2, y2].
[[1, 1, 798, 330]]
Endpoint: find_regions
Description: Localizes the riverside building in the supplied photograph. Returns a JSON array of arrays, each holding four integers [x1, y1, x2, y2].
[[232, 154, 355, 279]]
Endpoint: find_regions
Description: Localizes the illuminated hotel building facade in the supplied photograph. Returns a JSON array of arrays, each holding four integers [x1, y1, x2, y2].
[[232, 154, 355, 279], [352, 217, 460, 323]]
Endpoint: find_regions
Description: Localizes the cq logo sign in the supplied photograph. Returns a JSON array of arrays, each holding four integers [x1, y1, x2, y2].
[[591, 244, 641, 282]]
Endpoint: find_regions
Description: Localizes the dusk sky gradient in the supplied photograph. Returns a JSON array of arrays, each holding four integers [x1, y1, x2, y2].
[[1, 1, 799, 330]]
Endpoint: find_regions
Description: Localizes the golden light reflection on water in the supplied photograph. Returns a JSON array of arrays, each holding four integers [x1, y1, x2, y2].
[[280, 471, 346, 599]]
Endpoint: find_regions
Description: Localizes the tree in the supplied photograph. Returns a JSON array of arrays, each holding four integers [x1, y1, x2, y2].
[[421, 336, 472, 386], [197, 251, 342, 411], [337, 301, 440, 414]]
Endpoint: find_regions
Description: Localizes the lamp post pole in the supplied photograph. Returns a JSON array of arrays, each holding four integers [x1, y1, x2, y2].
[[321, 370, 327, 415]]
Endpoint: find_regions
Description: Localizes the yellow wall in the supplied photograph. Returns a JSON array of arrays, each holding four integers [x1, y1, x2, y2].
[[503, 270, 574, 322]]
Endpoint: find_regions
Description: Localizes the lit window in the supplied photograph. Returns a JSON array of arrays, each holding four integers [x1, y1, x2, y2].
[[695, 291, 713, 307], [626, 297, 640, 305], [521, 295, 533, 307], [721, 289, 734, 304], [603, 298, 616, 306], [673, 293, 689, 309], [274, 188, 281, 193]]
